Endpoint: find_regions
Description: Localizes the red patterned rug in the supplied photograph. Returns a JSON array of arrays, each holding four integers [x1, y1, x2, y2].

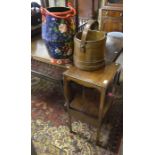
[[31, 76, 123, 155]]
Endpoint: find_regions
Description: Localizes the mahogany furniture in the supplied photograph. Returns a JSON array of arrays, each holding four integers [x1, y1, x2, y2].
[[40, 0, 49, 7], [98, 6, 123, 32], [104, 0, 123, 7], [98, 0, 123, 83], [98, 0, 123, 32], [63, 63, 120, 144]]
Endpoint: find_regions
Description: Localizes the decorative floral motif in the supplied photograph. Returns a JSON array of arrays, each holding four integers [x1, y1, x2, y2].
[[58, 24, 67, 33], [50, 58, 71, 64], [55, 48, 62, 55], [41, 12, 75, 63], [56, 60, 62, 65], [32, 119, 113, 155], [51, 17, 56, 21]]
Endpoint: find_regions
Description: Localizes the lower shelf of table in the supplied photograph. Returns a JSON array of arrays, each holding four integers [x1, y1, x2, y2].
[[69, 93, 112, 124], [69, 108, 99, 126]]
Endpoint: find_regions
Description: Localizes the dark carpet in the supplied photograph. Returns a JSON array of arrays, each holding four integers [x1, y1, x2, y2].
[[31, 75, 123, 155]]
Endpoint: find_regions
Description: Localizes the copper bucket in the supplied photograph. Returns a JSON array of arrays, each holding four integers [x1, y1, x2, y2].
[[74, 20, 106, 71]]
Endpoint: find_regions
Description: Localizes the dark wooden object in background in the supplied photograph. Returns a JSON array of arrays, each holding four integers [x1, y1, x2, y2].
[[92, 0, 95, 19], [98, 6, 123, 32], [63, 63, 120, 144], [72, 0, 100, 32], [105, 0, 123, 7], [31, 24, 41, 37], [40, 0, 49, 7], [98, 0, 123, 33], [76, 0, 99, 19], [74, 0, 79, 32]]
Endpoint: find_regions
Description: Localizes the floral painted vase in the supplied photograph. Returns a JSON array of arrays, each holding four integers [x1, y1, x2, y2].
[[41, 3, 76, 64]]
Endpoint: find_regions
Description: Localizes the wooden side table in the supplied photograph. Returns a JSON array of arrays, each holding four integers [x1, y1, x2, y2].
[[63, 63, 120, 144]]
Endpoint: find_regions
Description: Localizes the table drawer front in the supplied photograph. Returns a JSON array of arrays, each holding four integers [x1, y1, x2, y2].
[[99, 17, 123, 32], [31, 58, 66, 81], [102, 10, 123, 17]]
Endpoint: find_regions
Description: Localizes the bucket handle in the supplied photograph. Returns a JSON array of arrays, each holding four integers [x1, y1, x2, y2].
[[80, 20, 98, 52]]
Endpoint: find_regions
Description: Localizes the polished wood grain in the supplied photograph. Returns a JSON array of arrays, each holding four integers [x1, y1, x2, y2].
[[98, 6, 123, 32], [104, 0, 123, 7], [63, 63, 120, 88], [70, 91, 111, 118], [63, 63, 120, 144], [74, 0, 99, 19]]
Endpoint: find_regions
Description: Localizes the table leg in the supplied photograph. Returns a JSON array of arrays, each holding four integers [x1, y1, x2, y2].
[[96, 89, 106, 145], [63, 77, 72, 132]]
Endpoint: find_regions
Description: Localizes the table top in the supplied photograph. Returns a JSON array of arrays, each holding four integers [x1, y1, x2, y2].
[[63, 63, 120, 88]]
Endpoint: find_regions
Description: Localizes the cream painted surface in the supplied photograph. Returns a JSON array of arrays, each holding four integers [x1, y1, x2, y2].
[[49, 0, 65, 7], [101, 0, 106, 7], [31, 37, 50, 60]]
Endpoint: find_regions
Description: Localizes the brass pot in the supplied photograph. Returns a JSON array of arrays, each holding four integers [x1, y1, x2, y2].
[[74, 20, 106, 71]]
